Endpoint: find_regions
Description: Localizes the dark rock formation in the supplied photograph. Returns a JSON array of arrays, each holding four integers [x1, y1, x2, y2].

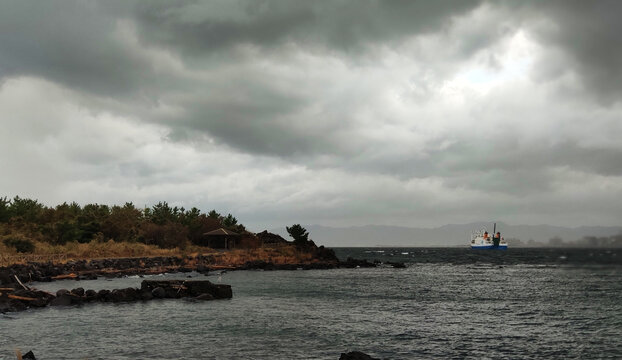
[[339, 351, 380, 360], [256, 230, 289, 245], [50, 293, 75, 306], [0, 250, 376, 293], [142, 280, 233, 300], [386, 261, 406, 268], [339, 257, 377, 268], [22, 350, 37, 360], [0, 280, 231, 313], [151, 287, 166, 299]]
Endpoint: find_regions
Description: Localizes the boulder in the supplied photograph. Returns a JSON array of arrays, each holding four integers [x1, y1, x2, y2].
[[151, 287, 166, 299], [97, 289, 111, 301], [8, 299, 28, 312], [85, 289, 98, 298], [386, 261, 406, 268], [22, 350, 37, 360], [56, 289, 70, 297], [50, 293, 73, 306], [109, 288, 139, 302], [140, 290, 154, 301], [195, 293, 215, 301], [71, 287, 85, 297]]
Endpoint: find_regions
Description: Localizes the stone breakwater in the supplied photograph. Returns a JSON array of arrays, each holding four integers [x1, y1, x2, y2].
[[0, 256, 381, 287], [0, 279, 232, 313]]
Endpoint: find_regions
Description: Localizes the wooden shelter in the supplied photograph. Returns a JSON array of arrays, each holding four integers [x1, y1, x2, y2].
[[202, 228, 240, 249]]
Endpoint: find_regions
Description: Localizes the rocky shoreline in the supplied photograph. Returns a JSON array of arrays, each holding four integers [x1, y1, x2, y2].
[[0, 255, 381, 286], [0, 255, 393, 313], [1, 279, 232, 313]]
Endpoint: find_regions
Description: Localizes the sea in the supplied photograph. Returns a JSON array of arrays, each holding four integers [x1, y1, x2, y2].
[[1, 247, 621, 359]]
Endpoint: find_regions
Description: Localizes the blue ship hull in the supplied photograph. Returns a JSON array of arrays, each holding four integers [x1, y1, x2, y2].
[[471, 244, 508, 250]]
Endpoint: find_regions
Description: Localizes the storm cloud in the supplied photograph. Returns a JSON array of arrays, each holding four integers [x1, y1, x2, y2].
[[1, 0, 621, 232]]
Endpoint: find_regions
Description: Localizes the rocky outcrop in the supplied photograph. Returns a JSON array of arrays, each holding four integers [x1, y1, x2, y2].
[[0, 280, 232, 313], [0, 256, 213, 286], [0, 251, 381, 290], [339, 257, 377, 268], [386, 261, 406, 268], [256, 230, 289, 245]]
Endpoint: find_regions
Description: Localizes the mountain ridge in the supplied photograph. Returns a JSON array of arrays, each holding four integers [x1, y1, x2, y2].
[[270, 222, 622, 247]]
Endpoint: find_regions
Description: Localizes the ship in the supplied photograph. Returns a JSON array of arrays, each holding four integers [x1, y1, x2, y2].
[[470, 223, 508, 249]]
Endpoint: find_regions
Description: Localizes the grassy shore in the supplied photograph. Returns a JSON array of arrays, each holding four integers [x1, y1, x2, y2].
[[0, 239, 320, 268]]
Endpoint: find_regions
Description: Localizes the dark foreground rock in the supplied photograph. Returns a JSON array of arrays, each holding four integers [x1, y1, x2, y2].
[[0, 280, 231, 313], [339, 351, 380, 360], [22, 350, 37, 360]]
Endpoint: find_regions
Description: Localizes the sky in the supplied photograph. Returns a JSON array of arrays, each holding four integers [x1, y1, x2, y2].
[[1, 0, 621, 231]]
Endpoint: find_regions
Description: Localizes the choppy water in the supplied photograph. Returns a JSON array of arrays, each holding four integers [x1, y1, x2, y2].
[[1, 248, 621, 359]]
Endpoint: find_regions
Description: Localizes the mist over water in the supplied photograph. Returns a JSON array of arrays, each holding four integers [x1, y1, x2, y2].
[[2, 248, 621, 359]]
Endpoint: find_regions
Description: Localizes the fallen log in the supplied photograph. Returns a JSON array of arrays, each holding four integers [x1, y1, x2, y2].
[[51, 273, 77, 280], [209, 265, 236, 270], [8, 294, 38, 301], [14, 275, 31, 291]]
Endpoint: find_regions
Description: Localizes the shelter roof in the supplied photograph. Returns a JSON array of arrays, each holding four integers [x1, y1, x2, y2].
[[203, 228, 239, 236]]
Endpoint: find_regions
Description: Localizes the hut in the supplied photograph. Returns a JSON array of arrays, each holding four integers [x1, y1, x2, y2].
[[203, 228, 240, 249]]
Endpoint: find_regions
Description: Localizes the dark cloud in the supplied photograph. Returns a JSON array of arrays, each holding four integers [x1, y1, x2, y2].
[[131, 0, 483, 55], [1, 0, 621, 229], [525, 0, 622, 104]]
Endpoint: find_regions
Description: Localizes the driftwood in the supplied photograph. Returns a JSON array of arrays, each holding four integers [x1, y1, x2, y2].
[[8, 294, 38, 301], [51, 273, 78, 280], [14, 275, 31, 291]]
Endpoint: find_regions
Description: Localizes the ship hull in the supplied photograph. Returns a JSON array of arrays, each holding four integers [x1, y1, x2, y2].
[[471, 244, 508, 250]]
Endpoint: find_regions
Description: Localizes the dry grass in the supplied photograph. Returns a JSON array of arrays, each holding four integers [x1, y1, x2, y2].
[[209, 246, 315, 266], [1, 239, 210, 264], [1, 237, 319, 268]]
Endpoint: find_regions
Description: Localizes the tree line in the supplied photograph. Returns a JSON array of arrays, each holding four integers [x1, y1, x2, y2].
[[0, 196, 246, 252]]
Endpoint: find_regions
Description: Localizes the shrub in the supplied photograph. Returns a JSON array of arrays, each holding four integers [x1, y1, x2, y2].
[[3, 237, 36, 253]]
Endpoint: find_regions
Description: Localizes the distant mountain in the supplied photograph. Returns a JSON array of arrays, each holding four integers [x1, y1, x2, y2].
[[270, 222, 622, 247]]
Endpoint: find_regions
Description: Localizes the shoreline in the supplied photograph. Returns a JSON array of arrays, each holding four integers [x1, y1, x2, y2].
[[0, 254, 385, 314], [0, 253, 378, 284]]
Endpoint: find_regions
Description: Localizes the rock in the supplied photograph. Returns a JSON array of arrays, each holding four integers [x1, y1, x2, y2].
[[50, 293, 73, 306], [386, 261, 406, 268], [8, 299, 28, 312], [340, 258, 377, 268], [339, 351, 380, 360], [184, 281, 232, 299], [165, 287, 180, 298], [151, 287, 166, 298], [109, 288, 139, 302], [195, 293, 215, 301], [71, 287, 85, 297], [97, 289, 111, 301], [140, 290, 153, 301], [56, 289, 70, 297], [22, 350, 37, 360], [142, 280, 233, 299], [0, 271, 12, 285]]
